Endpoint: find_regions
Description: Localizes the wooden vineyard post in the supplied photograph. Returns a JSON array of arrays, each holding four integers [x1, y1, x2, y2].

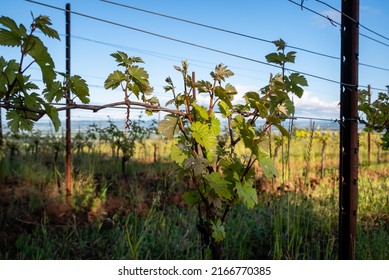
[[367, 84, 371, 165], [65, 3, 72, 205], [339, 0, 359, 260]]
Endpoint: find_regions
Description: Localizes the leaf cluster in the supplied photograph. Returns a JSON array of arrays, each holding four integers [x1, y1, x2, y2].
[[104, 38, 307, 256], [155, 39, 308, 245], [358, 87, 389, 149], [104, 51, 154, 102], [0, 15, 90, 132]]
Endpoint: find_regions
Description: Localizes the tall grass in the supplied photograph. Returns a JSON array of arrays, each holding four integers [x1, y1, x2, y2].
[[0, 129, 388, 259]]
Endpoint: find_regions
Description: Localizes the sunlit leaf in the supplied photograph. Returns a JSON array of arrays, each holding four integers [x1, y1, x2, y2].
[[190, 121, 217, 151], [193, 104, 209, 121], [127, 66, 149, 91], [170, 142, 188, 165], [110, 51, 143, 67], [218, 100, 232, 117], [104, 70, 125, 90], [235, 180, 257, 209], [158, 114, 180, 139], [284, 73, 308, 98], [257, 155, 278, 178]]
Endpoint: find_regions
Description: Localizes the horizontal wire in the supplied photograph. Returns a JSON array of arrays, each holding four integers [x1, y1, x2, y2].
[[288, 0, 341, 26], [314, 0, 389, 43], [100, 0, 339, 60], [24, 0, 389, 92], [42, 28, 388, 75], [100, 0, 389, 72], [288, 0, 389, 48], [360, 33, 389, 48], [23, 0, 347, 87], [66, 34, 270, 82]]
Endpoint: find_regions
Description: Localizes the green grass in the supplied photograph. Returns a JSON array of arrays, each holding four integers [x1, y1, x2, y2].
[[0, 130, 388, 259]]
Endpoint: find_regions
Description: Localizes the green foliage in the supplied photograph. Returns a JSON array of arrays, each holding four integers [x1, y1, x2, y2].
[[104, 37, 307, 258], [235, 180, 257, 209], [204, 172, 233, 200], [211, 219, 226, 242], [27, 35, 56, 88], [358, 87, 389, 149], [1, 128, 387, 260], [153, 40, 306, 258], [158, 114, 180, 139], [265, 39, 296, 65], [0, 14, 89, 132], [104, 52, 154, 100], [190, 120, 219, 151]]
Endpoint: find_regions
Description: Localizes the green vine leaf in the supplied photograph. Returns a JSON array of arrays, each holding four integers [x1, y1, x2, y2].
[[273, 38, 286, 51], [0, 28, 21, 47], [69, 75, 90, 104], [196, 80, 212, 94], [219, 156, 244, 175], [244, 91, 268, 117], [43, 103, 61, 131], [127, 65, 151, 95], [23, 92, 40, 108], [6, 110, 34, 131], [204, 172, 233, 200], [257, 155, 278, 178], [232, 115, 257, 155], [170, 142, 188, 165], [284, 73, 308, 98], [43, 81, 63, 102], [111, 52, 143, 67], [182, 190, 202, 207], [218, 100, 232, 118], [193, 104, 209, 121], [211, 219, 225, 242], [211, 64, 234, 82], [27, 36, 56, 88], [235, 180, 257, 209], [158, 114, 180, 139], [190, 121, 217, 151], [33, 15, 60, 40], [0, 16, 23, 47], [214, 83, 237, 107], [183, 157, 209, 177], [0, 58, 19, 94], [104, 70, 125, 90], [265, 52, 285, 66]]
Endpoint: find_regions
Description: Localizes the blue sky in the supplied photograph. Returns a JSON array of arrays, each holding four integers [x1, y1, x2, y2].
[[1, 0, 389, 125]]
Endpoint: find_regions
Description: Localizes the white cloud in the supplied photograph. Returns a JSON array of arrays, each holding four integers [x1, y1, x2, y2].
[[293, 91, 339, 119], [198, 85, 340, 120]]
